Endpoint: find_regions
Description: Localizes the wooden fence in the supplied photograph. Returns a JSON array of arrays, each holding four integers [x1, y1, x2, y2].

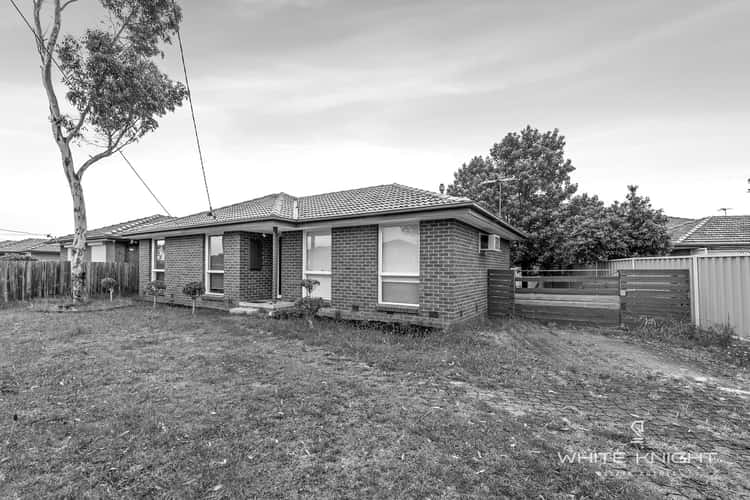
[[513, 272, 621, 326], [487, 269, 515, 317], [0, 261, 139, 303], [487, 269, 692, 326], [619, 269, 690, 325]]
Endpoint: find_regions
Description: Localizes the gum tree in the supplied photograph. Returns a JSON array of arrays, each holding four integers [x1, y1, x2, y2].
[[30, 0, 187, 300]]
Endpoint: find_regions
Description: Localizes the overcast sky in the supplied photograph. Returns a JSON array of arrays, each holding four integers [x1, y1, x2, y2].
[[1, 0, 749, 239]]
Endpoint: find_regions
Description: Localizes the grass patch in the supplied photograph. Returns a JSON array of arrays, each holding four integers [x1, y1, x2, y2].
[[623, 317, 750, 367], [1, 306, 747, 498]]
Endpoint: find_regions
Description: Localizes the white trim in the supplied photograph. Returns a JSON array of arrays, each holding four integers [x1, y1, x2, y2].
[[378, 222, 420, 307], [205, 234, 225, 295], [302, 228, 332, 300], [151, 238, 165, 281]]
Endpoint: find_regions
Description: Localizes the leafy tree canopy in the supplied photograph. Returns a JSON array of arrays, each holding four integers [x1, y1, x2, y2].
[[448, 126, 670, 268]]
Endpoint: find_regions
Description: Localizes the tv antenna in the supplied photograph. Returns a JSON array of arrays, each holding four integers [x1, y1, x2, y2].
[[718, 207, 733, 216]]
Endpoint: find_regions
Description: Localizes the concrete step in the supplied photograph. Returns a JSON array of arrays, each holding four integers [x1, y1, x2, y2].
[[229, 307, 261, 316]]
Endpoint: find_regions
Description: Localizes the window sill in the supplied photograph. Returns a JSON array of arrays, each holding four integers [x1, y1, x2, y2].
[[376, 304, 419, 315], [202, 293, 225, 302]]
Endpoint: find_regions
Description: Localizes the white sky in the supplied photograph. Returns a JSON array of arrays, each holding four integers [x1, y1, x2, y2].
[[1, 0, 749, 240]]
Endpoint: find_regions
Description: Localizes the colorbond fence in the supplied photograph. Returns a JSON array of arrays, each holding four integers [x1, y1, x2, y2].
[[604, 255, 750, 338], [0, 261, 138, 303]]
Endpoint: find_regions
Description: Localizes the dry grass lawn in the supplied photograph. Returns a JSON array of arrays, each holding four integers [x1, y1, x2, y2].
[[0, 304, 748, 499]]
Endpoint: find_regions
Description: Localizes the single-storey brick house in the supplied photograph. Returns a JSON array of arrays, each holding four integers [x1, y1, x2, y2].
[[56, 215, 173, 263], [0, 238, 60, 260], [124, 184, 526, 328]]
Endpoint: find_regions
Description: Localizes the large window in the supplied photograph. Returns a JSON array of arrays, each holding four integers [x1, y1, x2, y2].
[[303, 229, 331, 300], [379, 223, 420, 306], [206, 235, 224, 294], [152, 239, 165, 282]]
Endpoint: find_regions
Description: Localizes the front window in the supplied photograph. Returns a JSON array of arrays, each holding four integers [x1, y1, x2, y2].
[[379, 223, 420, 306], [91, 244, 106, 263], [303, 229, 331, 299], [152, 239, 165, 282], [206, 235, 224, 294]]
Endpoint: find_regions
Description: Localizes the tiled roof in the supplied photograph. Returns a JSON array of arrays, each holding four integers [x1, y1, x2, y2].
[[666, 217, 700, 242], [125, 184, 494, 235], [0, 238, 59, 253], [56, 214, 174, 243], [672, 216, 750, 247]]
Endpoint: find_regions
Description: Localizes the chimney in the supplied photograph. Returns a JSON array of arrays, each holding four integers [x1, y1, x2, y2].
[[439, 183, 445, 195]]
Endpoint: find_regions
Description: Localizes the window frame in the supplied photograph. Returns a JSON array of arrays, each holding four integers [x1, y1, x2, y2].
[[302, 228, 332, 300], [205, 234, 225, 295], [151, 239, 165, 282], [378, 223, 420, 307], [90, 243, 106, 263]]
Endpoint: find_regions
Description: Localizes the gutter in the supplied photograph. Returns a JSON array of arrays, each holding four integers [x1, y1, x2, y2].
[[123, 203, 528, 240]]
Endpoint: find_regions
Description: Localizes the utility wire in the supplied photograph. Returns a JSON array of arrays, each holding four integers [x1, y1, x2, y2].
[[8, 0, 72, 84], [119, 151, 172, 216], [170, 0, 214, 216], [0, 228, 53, 238]]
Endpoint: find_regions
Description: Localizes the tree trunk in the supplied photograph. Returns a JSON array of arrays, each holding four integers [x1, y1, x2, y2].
[[68, 175, 88, 302], [109, 289, 113, 302], [35, 0, 89, 303], [191, 299, 196, 315]]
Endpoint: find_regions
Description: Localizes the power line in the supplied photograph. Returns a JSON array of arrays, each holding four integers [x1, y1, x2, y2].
[[171, 0, 214, 216], [0, 228, 53, 238], [119, 151, 172, 216], [8, 0, 72, 84], [10, 0, 174, 220]]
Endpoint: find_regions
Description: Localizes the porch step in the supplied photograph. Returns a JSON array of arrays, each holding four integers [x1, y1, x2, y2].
[[229, 307, 263, 316]]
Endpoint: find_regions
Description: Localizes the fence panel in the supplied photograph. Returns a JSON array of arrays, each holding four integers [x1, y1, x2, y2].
[[697, 256, 750, 338], [513, 272, 621, 326], [0, 261, 138, 303], [603, 255, 750, 338], [487, 269, 515, 317], [619, 270, 691, 325]]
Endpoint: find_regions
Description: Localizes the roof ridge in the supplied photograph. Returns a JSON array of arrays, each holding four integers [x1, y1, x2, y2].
[[298, 183, 397, 201], [677, 216, 711, 244]]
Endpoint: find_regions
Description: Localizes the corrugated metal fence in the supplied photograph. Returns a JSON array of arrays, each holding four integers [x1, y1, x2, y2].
[[602, 255, 750, 339]]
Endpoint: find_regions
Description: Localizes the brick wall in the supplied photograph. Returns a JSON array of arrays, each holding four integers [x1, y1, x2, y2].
[[451, 220, 508, 323], [280, 230, 302, 300], [138, 239, 150, 294], [224, 232, 273, 302], [320, 219, 512, 328], [331, 225, 378, 313]]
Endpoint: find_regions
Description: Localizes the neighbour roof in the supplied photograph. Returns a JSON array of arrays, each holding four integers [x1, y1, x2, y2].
[[123, 183, 526, 238], [0, 238, 59, 254], [56, 214, 174, 243], [671, 215, 750, 247]]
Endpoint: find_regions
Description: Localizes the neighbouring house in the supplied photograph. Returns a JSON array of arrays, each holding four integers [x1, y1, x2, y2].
[[667, 215, 750, 255], [0, 238, 60, 260], [56, 214, 173, 263], [123, 184, 526, 328]]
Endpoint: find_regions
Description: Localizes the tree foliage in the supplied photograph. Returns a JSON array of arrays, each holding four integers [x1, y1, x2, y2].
[[30, 0, 187, 301], [448, 126, 670, 268]]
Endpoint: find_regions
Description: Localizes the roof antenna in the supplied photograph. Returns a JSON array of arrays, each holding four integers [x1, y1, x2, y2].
[[717, 207, 732, 216]]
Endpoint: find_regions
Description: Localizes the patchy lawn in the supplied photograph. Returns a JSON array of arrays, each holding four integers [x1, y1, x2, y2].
[[0, 305, 748, 499]]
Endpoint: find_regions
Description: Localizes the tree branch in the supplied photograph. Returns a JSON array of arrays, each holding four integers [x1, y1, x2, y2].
[[60, 0, 78, 11], [65, 102, 91, 143]]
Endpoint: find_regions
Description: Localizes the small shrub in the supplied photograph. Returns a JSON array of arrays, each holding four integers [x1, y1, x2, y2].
[[101, 277, 117, 302], [182, 281, 205, 315], [295, 279, 324, 329], [144, 280, 167, 308]]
